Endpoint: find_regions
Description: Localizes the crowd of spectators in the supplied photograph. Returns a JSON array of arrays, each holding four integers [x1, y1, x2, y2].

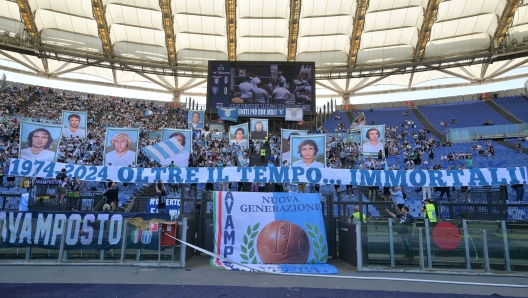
[[0, 82, 523, 178]]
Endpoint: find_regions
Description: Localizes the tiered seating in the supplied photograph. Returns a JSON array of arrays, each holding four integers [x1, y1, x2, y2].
[[2, 80, 527, 218], [321, 110, 350, 132], [492, 95, 528, 122], [360, 107, 428, 143], [505, 138, 528, 149], [417, 100, 512, 131]]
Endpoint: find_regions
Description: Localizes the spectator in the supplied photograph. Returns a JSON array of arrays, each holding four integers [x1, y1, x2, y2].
[[389, 186, 405, 210]]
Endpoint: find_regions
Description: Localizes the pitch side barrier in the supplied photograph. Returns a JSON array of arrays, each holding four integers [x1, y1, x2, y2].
[[8, 160, 527, 187]]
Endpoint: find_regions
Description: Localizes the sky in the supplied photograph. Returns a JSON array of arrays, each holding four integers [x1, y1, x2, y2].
[[1, 60, 527, 107]]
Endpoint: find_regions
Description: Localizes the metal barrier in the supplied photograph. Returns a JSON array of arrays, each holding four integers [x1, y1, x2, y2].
[[348, 218, 528, 273], [436, 188, 508, 220], [445, 123, 528, 142]]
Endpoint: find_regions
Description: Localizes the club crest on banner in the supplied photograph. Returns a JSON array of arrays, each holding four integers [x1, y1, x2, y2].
[[285, 108, 303, 121], [219, 107, 239, 122]]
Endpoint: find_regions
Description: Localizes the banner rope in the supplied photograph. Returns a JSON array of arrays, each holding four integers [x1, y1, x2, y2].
[[163, 232, 528, 288]]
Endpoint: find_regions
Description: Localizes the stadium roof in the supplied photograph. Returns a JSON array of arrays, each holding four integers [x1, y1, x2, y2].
[[0, 0, 528, 101]]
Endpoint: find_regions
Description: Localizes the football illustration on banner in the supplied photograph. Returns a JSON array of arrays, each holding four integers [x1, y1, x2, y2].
[[257, 220, 310, 264]]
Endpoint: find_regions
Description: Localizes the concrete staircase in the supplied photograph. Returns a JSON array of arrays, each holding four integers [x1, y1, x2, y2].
[[483, 99, 523, 124], [494, 139, 528, 155], [410, 107, 444, 140], [119, 183, 155, 212], [345, 111, 356, 124], [357, 186, 401, 217]]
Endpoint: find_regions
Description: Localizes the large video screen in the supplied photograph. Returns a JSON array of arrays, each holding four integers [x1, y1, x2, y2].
[[207, 61, 315, 117]]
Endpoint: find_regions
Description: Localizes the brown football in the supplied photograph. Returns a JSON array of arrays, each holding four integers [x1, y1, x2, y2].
[[256, 220, 310, 264]]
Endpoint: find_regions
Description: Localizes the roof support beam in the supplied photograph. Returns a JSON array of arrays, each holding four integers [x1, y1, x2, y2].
[[225, 0, 237, 61], [112, 68, 118, 84], [179, 79, 207, 92], [484, 57, 528, 80], [0, 64, 174, 94], [407, 69, 415, 88], [159, 0, 178, 66], [413, 0, 441, 62], [315, 81, 344, 95], [494, 0, 522, 47], [15, 0, 48, 74], [0, 49, 41, 73], [426, 66, 478, 82], [347, 0, 369, 68], [287, 0, 302, 62], [50, 61, 104, 76], [122, 65, 175, 91], [91, 0, 114, 58], [349, 68, 404, 93], [480, 58, 490, 80]]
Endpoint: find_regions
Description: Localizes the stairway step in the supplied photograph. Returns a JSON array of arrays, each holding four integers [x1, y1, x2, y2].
[[410, 108, 444, 140], [483, 99, 523, 124]]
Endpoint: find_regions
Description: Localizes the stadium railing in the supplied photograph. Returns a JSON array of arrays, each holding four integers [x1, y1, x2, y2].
[[445, 123, 528, 142], [348, 218, 528, 273]]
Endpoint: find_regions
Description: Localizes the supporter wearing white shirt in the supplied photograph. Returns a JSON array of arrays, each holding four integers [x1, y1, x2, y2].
[[238, 77, 255, 102], [272, 82, 291, 103]]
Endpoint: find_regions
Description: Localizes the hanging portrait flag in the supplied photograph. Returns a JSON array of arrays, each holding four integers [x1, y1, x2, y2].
[[19, 121, 63, 162]]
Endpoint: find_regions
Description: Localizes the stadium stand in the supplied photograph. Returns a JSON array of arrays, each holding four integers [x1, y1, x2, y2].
[[0, 81, 526, 217], [417, 100, 512, 131], [492, 95, 528, 122]]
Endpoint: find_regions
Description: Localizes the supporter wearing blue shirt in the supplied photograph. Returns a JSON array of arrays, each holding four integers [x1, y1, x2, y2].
[[390, 186, 405, 209]]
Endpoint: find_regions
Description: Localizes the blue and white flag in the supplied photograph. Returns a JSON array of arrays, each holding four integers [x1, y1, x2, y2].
[[218, 107, 239, 122], [285, 108, 303, 121], [142, 137, 184, 164]]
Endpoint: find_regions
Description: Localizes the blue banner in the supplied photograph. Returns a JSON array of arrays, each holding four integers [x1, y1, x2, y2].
[[145, 198, 181, 220], [218, 107, 239, 122], [0, 211, 169, 250], [237, 108, 286, 117], [8, 159, 528, 187]]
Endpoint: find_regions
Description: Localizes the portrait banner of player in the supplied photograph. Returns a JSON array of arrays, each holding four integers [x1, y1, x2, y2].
[[19, 121, 63, 162], [160, 128, 192, 167], [249, 118, 268, 140], [290, 134, 326, 168], [61, 110, 87, 138], [280, 129, 307, 164], [285, 108, 303, 121], [229, 123, 249, 147], [188, 110, 204, 130], [361, 125, 385, 156], [351, 112, 366, 129], [103, 128, 140, 167]]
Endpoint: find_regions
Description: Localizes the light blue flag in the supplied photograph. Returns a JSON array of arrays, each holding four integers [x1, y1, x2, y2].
[[142, 137, 184, 163], [218, 107, 238, 122]]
